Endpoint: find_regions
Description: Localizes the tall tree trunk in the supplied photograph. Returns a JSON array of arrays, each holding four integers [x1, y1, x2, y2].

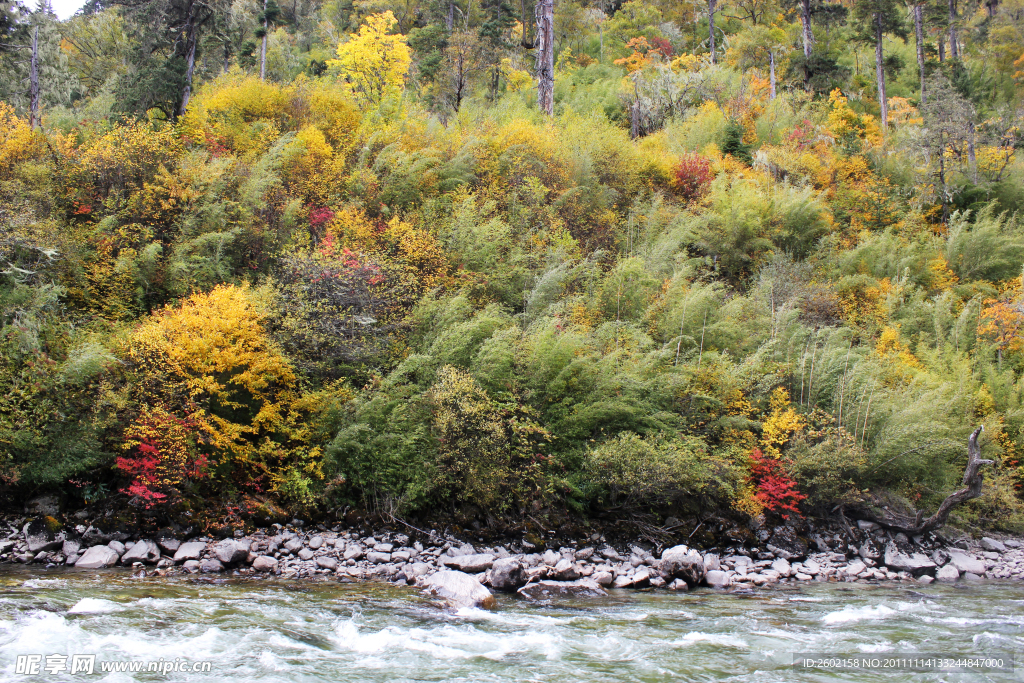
[[875, 12, 887, 129], [948, 0, 958, 58], [260, 0, 268, 80], [801, 0, 812, 86], [938, 33, 945, 61], [801, 0, 812, 57], [446, 0, 454, 31], [29, 25, 39, 129], [179, 13, 197, 118], [535, 0, 554, 115], [914, 3, 925, 104], [769, 50, 776, 99], [708, 0, 717, 64], [968, 121, 977, 182]]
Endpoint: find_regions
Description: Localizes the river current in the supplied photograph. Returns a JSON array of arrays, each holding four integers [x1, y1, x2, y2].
[[1, 565, 1021, 682]]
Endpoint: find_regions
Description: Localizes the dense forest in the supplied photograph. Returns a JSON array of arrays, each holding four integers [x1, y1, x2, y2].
[[0, 0, 1023, 535]]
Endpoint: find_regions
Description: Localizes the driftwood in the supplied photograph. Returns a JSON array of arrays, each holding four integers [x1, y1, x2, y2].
[[856, 426, 992, 535]]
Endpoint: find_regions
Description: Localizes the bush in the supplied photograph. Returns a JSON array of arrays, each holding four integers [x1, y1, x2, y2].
[[588, 432, 740, 510], [673, 153, 713, 202]]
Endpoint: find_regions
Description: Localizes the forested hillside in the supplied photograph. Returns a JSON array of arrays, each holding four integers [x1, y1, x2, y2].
[[1, 0, 1023, 534]]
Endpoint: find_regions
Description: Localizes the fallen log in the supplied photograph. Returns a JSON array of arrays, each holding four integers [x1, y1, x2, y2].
[[855, 426, 992, 536]]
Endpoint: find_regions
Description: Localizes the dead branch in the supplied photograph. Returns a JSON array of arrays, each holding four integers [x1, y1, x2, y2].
[[855, 426, 992, 535]]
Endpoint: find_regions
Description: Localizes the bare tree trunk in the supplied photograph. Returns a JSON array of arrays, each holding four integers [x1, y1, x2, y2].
[[875, 13, 888, 129], [769, 50, 776, 99], [179, 14, 197, 117], [29, 25, 39, 129], [914, 3, 925, 104], [260, 0, 268, 80], [535, 0, 554, 115], [938, 33, 945, 61], [801, 0, 812, 58], [967, 121, 977, 181], [707, 0, 718, 64], [856, 426, 992, 535], [948, 0, 959, 58], [446, 0, 454, 31]]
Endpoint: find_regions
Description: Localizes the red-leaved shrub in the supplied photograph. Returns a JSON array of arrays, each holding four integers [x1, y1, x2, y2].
[[673, 153, 713, 202], [749, 448, 806, 518]]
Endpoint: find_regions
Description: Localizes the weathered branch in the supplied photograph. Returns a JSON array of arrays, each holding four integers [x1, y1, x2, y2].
[[857, 426, 992, 535]]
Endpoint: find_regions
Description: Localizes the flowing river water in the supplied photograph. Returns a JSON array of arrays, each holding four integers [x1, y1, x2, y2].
[[1, 565, 1022, 682]]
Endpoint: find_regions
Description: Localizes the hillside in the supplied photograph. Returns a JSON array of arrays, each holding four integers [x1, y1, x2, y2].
[[1, 0, 1023, 536]]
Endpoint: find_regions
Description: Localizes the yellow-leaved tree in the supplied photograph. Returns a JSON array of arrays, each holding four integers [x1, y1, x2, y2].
[[122, 284, 331, 501], [328, 12, 411, 106]]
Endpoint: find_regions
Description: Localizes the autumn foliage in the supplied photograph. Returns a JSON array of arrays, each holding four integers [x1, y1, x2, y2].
[[748, 448, 806, 518]]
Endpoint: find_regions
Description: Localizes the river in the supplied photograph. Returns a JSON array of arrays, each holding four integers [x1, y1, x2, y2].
[[1, 565, 1021, 681]]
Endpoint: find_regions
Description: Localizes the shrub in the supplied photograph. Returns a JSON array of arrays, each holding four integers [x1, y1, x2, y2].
[[748, 447, 806, 518], [673, 153, 713, 202], [588, 432, 740, 510]]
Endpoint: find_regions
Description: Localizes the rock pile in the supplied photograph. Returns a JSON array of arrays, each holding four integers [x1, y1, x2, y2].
[[2, 513, 1023, 598]]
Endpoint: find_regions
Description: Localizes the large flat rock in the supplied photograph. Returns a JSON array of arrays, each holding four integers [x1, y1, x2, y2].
[[75, 545, 119, 569], [422, 570, 495, 609], [947, 551, 986, 575], [441, 553, 496, 573], [883, 543, 936, 576], [121, 539, 160, 565], [173, 541, 207, 562]]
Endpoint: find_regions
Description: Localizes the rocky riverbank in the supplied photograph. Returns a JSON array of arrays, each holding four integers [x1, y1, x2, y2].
[[3, 504, 1023, 607]]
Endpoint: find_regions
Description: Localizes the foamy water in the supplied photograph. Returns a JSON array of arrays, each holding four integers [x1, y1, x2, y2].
[[1, 566, 1021, 681]]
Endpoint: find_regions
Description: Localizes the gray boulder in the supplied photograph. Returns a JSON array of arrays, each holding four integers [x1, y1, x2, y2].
[[75, 545, 120, 568], [704, 570, 731, 588], [24, 519, 62, 553], [442, 553, 496, 573], [121, 540, 160, 565], [173, 541, 207, 562], [107, 540, 125, 556], [422, 570, 495, 609], [80, 527, 111, 547], [157, 537, 181, 554], [283, 538, 304, 554], [883, 543, 936, 576], [489, 557, 527, 591], [298, 548, 315, 561], [366, 551, 391, 564], [541, 550, 561, 566], [518, 578, 607, 600], [980, 537, 1006, 553], [343, 546, 364, 561], [316, 556, 338, 571], [947, 551, 986, 575], [660, 545, 705, 586], [308, 536, 324, 550], [215, 539, 249, 565], [62, 538, 81, 557], [409, 562, 433, 578], [253, 556, 279, 572], [550, 558, 580, 581], [935, 564, 960, 582], [200, 559, 224, 573]]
